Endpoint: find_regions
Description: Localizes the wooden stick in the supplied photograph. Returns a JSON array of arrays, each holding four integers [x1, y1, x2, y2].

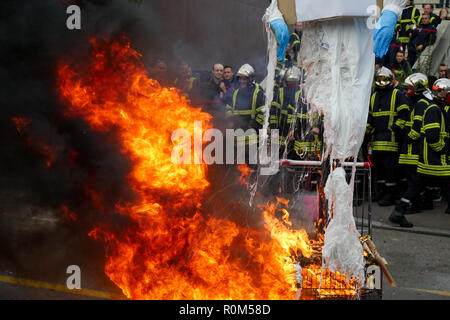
[[363, 238, 397, 288]]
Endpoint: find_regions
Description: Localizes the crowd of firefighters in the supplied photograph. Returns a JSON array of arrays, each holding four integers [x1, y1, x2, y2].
[[147, 3, 450, 229]]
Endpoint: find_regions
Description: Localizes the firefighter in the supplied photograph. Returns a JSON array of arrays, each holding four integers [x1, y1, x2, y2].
[[366, 67, 410, 207], [268, 66, 301, 195], [407, 14, 437, 67], [417, 4, 442, 28], [293, 101, 322, 161], [397, 73, 433, 213], [390, 78, 450, 226], [289, 22, 302, 59], [224, 64, 265, 165], [270, 66, 301, 159], [395, 0, 420, 50], [173, 61, 198, 100]]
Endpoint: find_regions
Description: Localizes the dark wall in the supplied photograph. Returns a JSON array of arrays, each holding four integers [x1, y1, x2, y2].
[[143, 0, 269, 75]]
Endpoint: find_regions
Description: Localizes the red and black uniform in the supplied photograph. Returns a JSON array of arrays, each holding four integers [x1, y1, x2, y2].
[[382, 39, 404, 69], [417, 13, 442, 29], [407, 23, 437, 66]]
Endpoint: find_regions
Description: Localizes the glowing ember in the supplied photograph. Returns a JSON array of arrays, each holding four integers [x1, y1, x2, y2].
[[56, 37, 358, 300], [237, 164, 252, 185]]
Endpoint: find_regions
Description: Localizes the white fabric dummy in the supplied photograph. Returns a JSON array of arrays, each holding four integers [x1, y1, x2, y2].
[[268, 0, 406, 286]]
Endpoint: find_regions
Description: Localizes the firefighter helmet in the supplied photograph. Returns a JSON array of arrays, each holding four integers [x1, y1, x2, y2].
[[374, 67, 394, 88], [236, 64, 255, 80], [431, 78, 450, 102], [284, 66, 301, 83], [402, 73, 429, 95]]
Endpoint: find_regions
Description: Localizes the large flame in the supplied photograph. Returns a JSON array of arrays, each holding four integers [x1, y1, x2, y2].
[[55, 37, 357, 300]]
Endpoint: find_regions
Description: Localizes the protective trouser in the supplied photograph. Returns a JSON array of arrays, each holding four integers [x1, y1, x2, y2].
[[395, 173, 450, 214]]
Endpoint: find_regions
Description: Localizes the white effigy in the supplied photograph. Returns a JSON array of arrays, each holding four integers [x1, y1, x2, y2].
[[263, 0, 407, 287]]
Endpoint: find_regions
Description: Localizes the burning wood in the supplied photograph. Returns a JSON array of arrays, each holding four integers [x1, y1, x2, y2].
[[47, 37, 383, 300]]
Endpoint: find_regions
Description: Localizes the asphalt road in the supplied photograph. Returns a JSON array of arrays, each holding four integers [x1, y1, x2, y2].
[[0, 198, 448, 300]]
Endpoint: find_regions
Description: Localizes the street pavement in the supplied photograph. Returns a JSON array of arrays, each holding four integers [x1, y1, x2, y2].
[[370, 197, 450, 238], [0, 192, 448, 300], [366, 199, 450, 300]]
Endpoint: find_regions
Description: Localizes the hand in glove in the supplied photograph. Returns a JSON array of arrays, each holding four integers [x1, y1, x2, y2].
[[270, 18, 290, 62], [373, 10, 399, 58]]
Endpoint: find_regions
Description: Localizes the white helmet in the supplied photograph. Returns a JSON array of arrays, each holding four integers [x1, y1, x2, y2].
[[284, 66, 301, 83], [236, 64, 255, 79], [431, 78, 450, 102]]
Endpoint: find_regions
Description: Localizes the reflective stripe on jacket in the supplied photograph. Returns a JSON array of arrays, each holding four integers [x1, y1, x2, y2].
[[367, 87, 410, 152], [417, 104, 450, 176]]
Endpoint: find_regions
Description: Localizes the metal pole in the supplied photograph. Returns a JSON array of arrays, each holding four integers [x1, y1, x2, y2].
[[280, 159, 370, 168]]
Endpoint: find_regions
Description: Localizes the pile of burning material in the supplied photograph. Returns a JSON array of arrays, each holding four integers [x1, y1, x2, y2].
[[10, 35, 395, 300], [295, 235, 391, 300]]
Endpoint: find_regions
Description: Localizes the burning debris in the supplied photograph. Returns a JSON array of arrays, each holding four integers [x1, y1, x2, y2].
[[55, 36, 383, 300], [1, 1, 397, 301]]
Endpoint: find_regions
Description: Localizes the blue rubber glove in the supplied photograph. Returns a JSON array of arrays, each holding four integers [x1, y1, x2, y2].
[[270, 18, 290, 62], [373, 10, 399, 58]]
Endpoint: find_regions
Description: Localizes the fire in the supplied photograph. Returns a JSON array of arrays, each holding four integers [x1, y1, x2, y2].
[[237, 164, 252, 185], [12, 115, 58, 168], [55, 36, 359, 299]]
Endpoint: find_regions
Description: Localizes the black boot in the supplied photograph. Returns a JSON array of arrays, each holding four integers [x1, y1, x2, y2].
[[389, 208, 413, 228], [378, 185, 397, 206], [404, 197, 422, 215]]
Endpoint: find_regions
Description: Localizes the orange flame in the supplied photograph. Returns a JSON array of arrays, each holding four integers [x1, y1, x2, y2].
[[56, 37, 359, 300]]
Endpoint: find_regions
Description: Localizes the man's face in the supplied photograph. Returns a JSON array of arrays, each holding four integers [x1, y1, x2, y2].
[[421, 15, 430, 25], [396, 52, 405, 63], [424, 5, 433, 15], [238, 76, 249, 88], [223, 68, 233, 81], [406, 86, 415, 96], [295, 22, 302, 33], [286, 81, 297, 89], [154, 61, 167, 77], [213, 64, 224, 80], [439, 65, 448, 78], [180, 63, 192, 78]]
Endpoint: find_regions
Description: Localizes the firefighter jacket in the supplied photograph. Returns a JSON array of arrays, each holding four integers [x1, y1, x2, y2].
[[289, 30, 302, 55], [224, 84, 265, 146], [410, 23, 437, 49], [417, 13, 442, 29], [417, 102, 450, 177], [270, 87, 298, 146], [396, 6, 420, 44], [398, 95, 431, 166], [366, 86, 410, 152], [174, 77, 198, 99], [446, 105, 450, 164], [293, 93, 322, 158]]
